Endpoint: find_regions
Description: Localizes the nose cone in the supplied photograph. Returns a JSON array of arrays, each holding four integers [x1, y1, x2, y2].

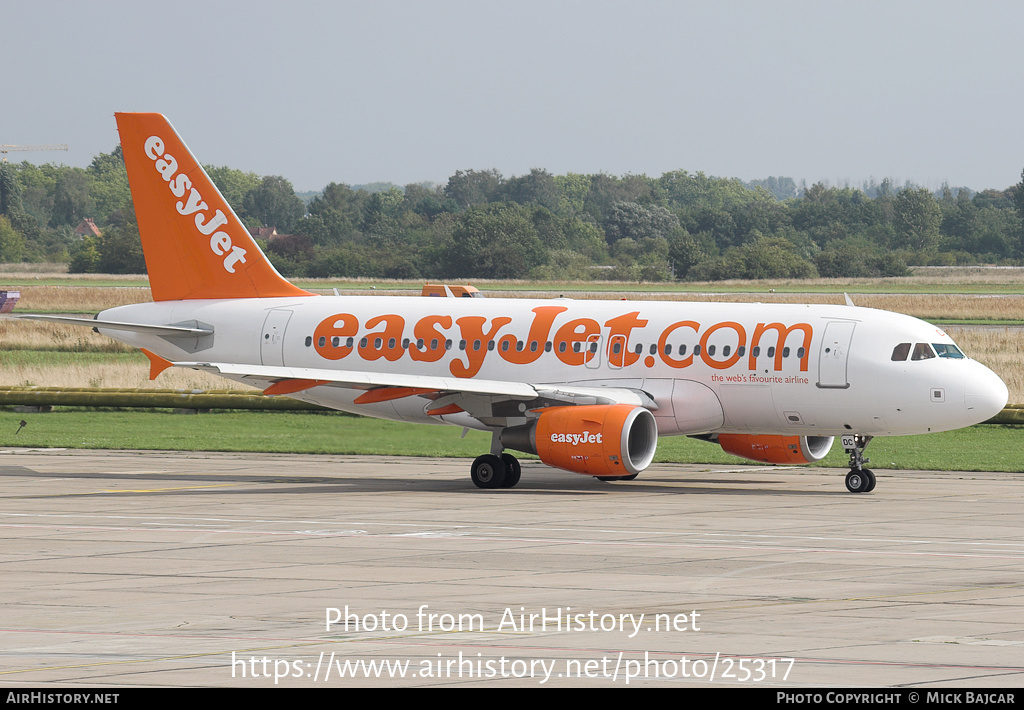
[[965, 365, 1009, 424]]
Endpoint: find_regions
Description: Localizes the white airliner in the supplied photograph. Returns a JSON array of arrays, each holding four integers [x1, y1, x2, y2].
[[25, 113, 1009, 493]]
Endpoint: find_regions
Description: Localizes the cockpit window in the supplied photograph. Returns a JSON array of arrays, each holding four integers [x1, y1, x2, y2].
[[933, 343, 965, 359], [911, 342, 935, 361], [891, 343, 911, 361]]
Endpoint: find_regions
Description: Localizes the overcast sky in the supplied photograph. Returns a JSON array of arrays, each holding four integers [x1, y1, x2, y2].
[[5, 0, 1024, 193]]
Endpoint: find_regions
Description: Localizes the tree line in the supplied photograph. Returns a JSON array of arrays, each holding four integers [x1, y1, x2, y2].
[[1, 146, 1023, 281]]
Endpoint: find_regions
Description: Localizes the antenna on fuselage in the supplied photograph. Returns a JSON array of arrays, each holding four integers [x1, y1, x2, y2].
[[844, 293, 855, 307]]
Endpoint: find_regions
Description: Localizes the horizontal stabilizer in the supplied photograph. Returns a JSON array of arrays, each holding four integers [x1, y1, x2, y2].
[[12, 314, 214, 337]]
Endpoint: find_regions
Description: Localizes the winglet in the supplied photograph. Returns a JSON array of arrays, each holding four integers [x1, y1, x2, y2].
[[115, 112, 314, 302], [141, 348, 174, 380]]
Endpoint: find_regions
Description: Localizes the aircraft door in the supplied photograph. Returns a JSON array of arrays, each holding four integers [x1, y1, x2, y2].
[[817, 321, 855, 389], [261, 309, 293, 366]]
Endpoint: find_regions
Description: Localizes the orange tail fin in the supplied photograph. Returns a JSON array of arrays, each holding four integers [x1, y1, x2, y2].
[[115, 112, 313, 301]]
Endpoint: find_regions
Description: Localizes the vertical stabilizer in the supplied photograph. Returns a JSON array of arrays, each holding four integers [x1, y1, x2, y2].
[[115, 112, 312, 301]]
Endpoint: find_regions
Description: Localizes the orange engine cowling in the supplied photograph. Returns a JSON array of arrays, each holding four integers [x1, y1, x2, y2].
[[500, 404, 658, 477], [717, 434, 834, 464]]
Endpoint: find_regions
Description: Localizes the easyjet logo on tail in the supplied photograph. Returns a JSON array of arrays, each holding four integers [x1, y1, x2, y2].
[[143, 135, 248, 274]]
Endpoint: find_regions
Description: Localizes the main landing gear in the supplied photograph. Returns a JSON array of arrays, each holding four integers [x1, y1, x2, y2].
[[843, 434, 876, 493], [470, 452, 521, 489]]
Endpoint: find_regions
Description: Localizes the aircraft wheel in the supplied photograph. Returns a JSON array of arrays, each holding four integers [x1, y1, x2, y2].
[[845, 469, 872, 493], [500, 454, 521, 488], [863, 469, 876, 492], [471, 454, 507, 489]]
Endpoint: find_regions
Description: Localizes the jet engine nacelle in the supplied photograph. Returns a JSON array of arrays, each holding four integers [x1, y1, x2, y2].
[[717, 434, 834, 465], [501, 404, 658, 477]]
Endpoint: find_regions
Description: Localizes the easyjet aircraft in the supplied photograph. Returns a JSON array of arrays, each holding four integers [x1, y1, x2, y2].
[[25, 113, 1010, 493]]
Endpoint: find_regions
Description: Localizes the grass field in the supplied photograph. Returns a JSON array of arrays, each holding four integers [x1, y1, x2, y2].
[[1, 409, 1021, 473], [6, 263, 1024, 297], [8, 267, 1024, 321]]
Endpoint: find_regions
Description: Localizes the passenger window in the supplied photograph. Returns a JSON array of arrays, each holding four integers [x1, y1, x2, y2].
[[912, 343, 935, 361], [891, 343, 910, 361]]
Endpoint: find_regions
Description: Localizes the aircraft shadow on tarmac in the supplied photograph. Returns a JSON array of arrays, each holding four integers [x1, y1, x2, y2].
[[0, 462, 857, 498]]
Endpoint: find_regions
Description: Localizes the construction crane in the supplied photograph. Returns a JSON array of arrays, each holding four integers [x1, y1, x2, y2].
[[0, 144, 68, 163]]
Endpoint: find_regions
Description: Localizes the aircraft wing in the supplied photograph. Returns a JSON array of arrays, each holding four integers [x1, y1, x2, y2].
[[176, 360, 655, 410]]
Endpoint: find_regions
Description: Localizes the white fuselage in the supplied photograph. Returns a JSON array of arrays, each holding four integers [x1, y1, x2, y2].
[[98, 295, 1009, 438]]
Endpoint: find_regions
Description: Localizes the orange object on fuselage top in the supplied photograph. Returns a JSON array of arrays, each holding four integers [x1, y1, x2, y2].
[[311, 309, 814, 378]]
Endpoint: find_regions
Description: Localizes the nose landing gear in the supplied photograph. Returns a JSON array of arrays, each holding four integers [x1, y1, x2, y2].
[[843, 434, 875, 493]]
